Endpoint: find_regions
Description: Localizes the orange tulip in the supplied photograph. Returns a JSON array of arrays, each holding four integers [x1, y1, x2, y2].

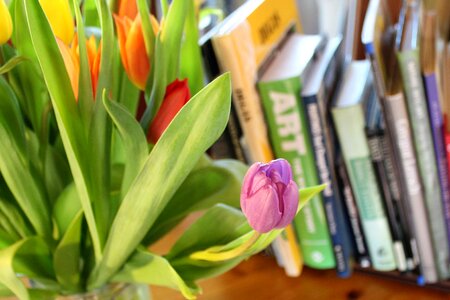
[[114, 13, 159, 90], [57, 36, 101, 100], [147, 79, 190, 143], [118, 0, 138, 19]]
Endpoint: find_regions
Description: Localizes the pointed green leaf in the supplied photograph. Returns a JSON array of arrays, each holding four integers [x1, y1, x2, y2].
[[144, 159, 247, 245], [0, 240, 30, 300], [72, 0, 95, 126], [22, 0, 101, 260], [180, 0, 204, 95], [137, 0, 155, 59], [54, 211, 83, 292], [0, 77, 50, 237], [89, 73, 232, 289], [112, 249, 197, 299], [0, 55, 27, 74], [298, 184, 326, 212], [53, 183, 82, 237], [103, 95, 148, 197]]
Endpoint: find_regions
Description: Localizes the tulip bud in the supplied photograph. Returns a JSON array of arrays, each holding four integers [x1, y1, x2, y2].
[[39, 0, 74, 45], [147, 79, 190, 143], [0, 0, 12, 45], [114, 13, 159, 90], [118, 0, 138, 19], [241, 159, 299, 233]]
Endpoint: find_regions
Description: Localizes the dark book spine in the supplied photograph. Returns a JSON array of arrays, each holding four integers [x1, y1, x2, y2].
[[366, 128, 415, 272], [304, 95, 353, 277]]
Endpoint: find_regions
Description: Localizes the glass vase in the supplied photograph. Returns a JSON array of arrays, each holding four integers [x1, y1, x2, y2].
[[56, 284, 151, 300], [1, 283, 151, 300]]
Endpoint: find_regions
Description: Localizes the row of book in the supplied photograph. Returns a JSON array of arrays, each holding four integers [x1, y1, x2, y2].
[[198, 0, 450, 286]]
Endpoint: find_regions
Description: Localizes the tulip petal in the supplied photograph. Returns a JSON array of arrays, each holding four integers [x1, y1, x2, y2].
[[125, 15, 150, 90], [244, 186, 281, 233], [39, 0, 74, 45], [275, 181, 299, 229], [266, 159, 292, 184], [147, 79, 190, 143], [0, 0, 12, 45], [118, 0, 138, 19], [113, 14, 131, 73], [56, 38, 79, 99], [241, 163, 261, 197]]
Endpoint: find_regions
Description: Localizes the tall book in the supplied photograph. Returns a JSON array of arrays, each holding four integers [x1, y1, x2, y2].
[[301, 36, 354, 277], [362, 0, 438, 282], [421, 10, 450, 267], [396, 0, 449, 279], [257, 34, 336, 270], [200, 0, 303, 277], [332, 60, 397, 271]]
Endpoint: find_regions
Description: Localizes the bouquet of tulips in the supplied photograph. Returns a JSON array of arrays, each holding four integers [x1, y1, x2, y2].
[[0, 0, 324, 299]]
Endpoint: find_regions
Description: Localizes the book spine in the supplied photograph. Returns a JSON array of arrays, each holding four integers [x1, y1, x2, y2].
[[332, 104, 396, 271], [258, 78, 335, 269], [304, 95, 353, 277], [366, 129, 408, 272], [398, 50, 449, 279], [423, 73, 450, 251], [336, 155, 371, 268], [383, 92, 438, 282]]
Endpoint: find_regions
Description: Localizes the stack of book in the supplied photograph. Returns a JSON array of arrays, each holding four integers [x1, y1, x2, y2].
[[198, 0, 450, 288]]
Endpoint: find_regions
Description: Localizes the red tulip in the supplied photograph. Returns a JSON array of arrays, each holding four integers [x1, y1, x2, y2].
[[147, 79, 190, 143]]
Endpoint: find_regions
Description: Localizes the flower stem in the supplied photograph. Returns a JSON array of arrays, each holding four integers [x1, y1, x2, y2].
[[189, 231, 261, 262]]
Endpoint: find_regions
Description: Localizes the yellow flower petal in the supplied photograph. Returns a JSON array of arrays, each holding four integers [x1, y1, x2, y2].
[[39, 0, 74, 45], [0, 0, 12, 45]]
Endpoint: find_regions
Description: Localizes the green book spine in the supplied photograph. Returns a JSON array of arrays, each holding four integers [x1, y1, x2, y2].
[[332, 104, 397, 271], [258, 77, 335, 269], [397, 49, 449, 279]]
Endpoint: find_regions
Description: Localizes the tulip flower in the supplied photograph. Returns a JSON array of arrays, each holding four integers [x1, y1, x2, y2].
[[114, 13, 159, 90], [118, 0, 138, 19], [147, 79, 190, 143], [241, 159, 299, 233], [57, 36, 101, 100], [0, 0, 12, 45], [40, 0, 74, 45]]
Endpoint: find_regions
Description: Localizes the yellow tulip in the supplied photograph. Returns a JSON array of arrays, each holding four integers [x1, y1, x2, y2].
[[0, 0, 12, 44], [39, 0, 74, 45]]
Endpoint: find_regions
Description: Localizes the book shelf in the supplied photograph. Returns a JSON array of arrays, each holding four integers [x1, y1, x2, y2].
[[197, 0, 450, 295]]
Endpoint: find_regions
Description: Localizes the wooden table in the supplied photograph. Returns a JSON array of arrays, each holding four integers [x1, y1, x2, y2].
[[151, 216, 450, 300]]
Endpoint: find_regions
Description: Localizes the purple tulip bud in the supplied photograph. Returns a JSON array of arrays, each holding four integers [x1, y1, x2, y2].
[[240, 159, 299, 233]]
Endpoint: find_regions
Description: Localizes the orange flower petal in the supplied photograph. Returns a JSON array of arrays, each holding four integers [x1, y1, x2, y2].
[[125, 15, 150, 90], [114, 14, 132, 74], [57, 38, 79, 100], [118, 0, 138, 19]]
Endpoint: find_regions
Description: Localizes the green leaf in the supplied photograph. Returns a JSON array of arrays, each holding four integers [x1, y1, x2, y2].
[[22, 0, 101, 260], [298, 184, 326, 212], [103, 95, 147, 198], [137, 0, 156, 60], [141, 0, 188, 128], [0, 240, 29, 300], [85, 0, 116, 247], [0, 55, 27, 74], [0, 237, 55, 300], [112, 249, 198, 299], [53, 183, 82, 237], [180, 0, 204, 95], [54, 211, 83, 292], [144, 158, 247, 245], [72, 0, 95, 127], [89, 73, 232, 289], [0, 77, 50, 237]]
